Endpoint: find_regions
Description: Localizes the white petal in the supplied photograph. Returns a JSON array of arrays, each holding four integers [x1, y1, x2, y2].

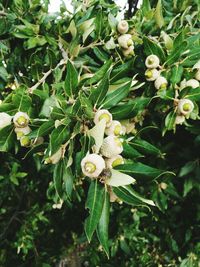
[[89, 119, 107, 153], [106, 169, 136, 187]]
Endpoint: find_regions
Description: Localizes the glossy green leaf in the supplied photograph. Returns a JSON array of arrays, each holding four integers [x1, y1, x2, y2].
[[97, 189, 110, 258], [122, 143, 143, 159], [84, 180, 104, 242], [65, 60, 79, 98], [143, 36, 166, 62], [129, 139, 162, 156], [0, 125, 15, 152], [102, 81, 131, 109]]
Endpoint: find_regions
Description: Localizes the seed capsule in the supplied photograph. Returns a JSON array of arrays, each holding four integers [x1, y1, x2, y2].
[[105, 120, 123, 136], [0, 112, 12, 129], [122, 46, 134, 57], [177, 99, 194, 116], [118, 34, 133, 49], [94, 109, 112, 128], [81, 153, 105, 178], [20, 136, 31, 147], [145, 69, 160, 81], [145, 55, 160, 69], [117, 20, 129, 34], [15, 126, 31, 140], [106, 155, 124, 169], [101, 136, 123, 158], [154, 76, 168, 90], [13, 112, 30, 128]]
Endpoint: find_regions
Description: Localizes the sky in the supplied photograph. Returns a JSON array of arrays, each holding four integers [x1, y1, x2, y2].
[[48, 0, 143, 13]]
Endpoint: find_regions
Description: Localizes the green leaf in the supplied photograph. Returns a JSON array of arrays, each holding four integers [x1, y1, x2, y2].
[[85, 59, 112, 85], [108, 13, 118, 31], [115, 163, 169, 181], [164, 110, 176, 131], [0, 125, 15, 152], [53, 161, 64, 199], [65, 60, 79, 98], [113, 185, 155, 206], [154, 0, 164, 28], [110, 60, 134, 83], [84, 180, 104, 242], [90, 71, 110, 108], [106, 169, 136, 187], [24, 36, 47, 49], [49, 125, 70, 155], [102, 81, 131, 109], [29, 120, 55, 139], [170, 65, 184, 85], [110, 97, 150, 120], [143, 36, 165, 62], [180, 87, 200, 101], [12, 88, 32, 112], [165, 41, 187, 66], [129, 139, 162, 156], [96, 189, 110, 258], [80, 94, 94, 119], [122, 143, 143, 159]]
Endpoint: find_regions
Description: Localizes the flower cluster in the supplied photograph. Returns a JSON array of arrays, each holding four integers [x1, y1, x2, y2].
[[117, 20, 134, 58], [145, 54, 168, 90], [81, 109, 124, 179], [13, 112, 31, 147]]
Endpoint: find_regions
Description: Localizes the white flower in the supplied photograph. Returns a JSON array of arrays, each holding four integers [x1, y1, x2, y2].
[[175, 115, 185, 125], [106, 155, 124, 169], [186, 79, 199, 88], [180, 79, 187, 90], [94, 109, 112, 127], [117, 20, 129, 34], [20, 136, 31, 147], [177, 99, 194, 116], [118, 34, 133, 49], [101, 136, 123, 158], [145, 55, 160, 69], [45, 147, 63, 164], [122, 46, 134, 57], [195, 69, 200, 81], [15, 126, 31, 140], [13, 112, 30, 128], [0, 112, 12, 129], [105, 120, 123, 136], [81, 153, 105, 178], [154, 76, 168, 90], [145, 69, 160, 81]]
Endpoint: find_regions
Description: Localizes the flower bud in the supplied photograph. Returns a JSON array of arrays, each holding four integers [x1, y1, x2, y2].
[[145, 55, 160, 69], [13, 112, 30, 128], [186, 79, 199, 89], [145, 69, 160, 81], [154, 76, 168, 90], [175, 115, 185, 125], [81, 153, 105, 178], [122, 46, 134, 57], [94, 109, 112, 128], [106, 155, 124, 169], [118, 34, 133, 49], [105, 120, 123, 136], [117, 20, 129, 34], [177, 99, 194, 116], [20, 136, 31, 147], [15, 126, 31, 140], [45, 147, 63, 164], [101, 136, 123, 158], [0, 112, 12, 129], [195, 69, 200, 81]]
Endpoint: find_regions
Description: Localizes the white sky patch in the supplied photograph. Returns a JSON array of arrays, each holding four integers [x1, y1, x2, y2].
[[48, 0, 143, 14]]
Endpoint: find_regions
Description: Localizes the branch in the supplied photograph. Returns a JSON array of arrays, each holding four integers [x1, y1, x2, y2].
[[0, 11, 7, 16], [28, 59, 66, 94]]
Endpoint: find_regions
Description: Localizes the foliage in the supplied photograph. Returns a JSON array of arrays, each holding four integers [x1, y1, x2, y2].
[[0, 0, 200, 266]]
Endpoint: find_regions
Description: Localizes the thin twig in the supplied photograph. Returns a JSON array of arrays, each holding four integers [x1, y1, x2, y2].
[[28, 59, 66, 94]]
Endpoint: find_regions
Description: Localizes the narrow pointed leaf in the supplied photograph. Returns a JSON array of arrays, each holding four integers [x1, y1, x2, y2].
[[65, 60, 79, 98], [84, 180, 104, 242], [97, 189, 110, 258]]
